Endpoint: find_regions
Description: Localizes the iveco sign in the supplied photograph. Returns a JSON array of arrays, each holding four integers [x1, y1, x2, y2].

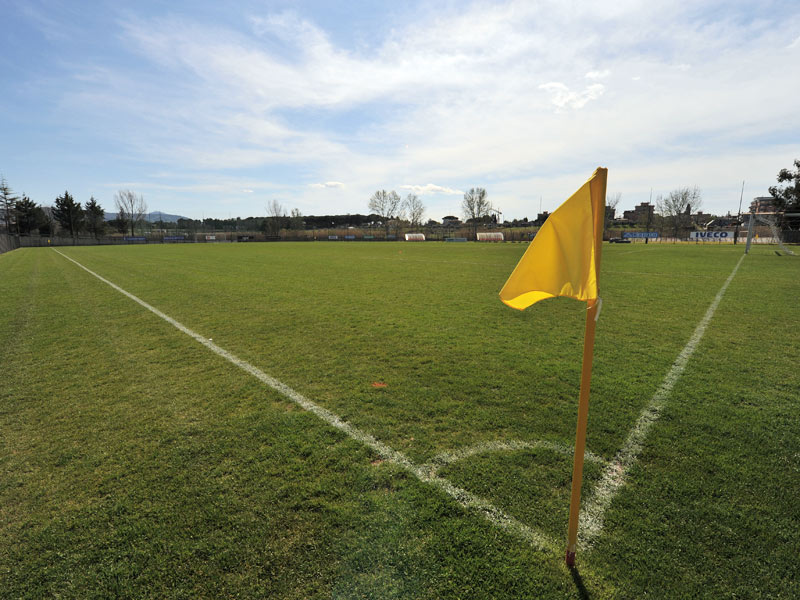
[[690, 231, 733, 240]]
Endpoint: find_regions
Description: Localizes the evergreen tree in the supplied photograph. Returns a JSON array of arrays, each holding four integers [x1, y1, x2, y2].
[[52, 190, 84, 237], [38, 207, 55, 236], [84, 196, 106, 238], [0, 176, 19, 234], [14, 195, 43, 235]]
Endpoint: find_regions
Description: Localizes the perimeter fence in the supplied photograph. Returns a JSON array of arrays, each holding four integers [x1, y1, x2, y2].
[[0, 233, 21, 255], [8, 228, 798, 249]]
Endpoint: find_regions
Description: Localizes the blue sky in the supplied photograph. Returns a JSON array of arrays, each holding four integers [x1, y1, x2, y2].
[[1, 0, 799, 220]]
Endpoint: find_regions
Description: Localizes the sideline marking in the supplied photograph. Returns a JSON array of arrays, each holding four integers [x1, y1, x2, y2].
[[578, 253, 746, 546], [604, 269, 722, 280], [52, 248, 745, 554], [423, 439, 607, 476], [52, 249, 559, 553]]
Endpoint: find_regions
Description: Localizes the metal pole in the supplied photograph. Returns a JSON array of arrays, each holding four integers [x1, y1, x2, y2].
[[745, 212, 755, 254], [734, 181, 744, 244]]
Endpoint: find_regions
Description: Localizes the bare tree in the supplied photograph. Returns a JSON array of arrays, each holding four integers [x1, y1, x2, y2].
[[368, 190, 402, 236], [657, 186, 702, 239], [605, 192, 621, 232], [403, 193, 425, 228], [462, 187, 491, 238], [114, 190, 147, 237], [265, 199, 285, 236], [267, 199, 284, 218], [289, 208, 304, 230]]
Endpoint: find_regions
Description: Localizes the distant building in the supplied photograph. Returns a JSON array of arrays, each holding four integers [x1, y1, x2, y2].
[[441, 215, 461, 227], [622, 202, 654, 224], [705, 215, 741, 229], [534, 211, 550, 225], [692, 211, 714, 226], [750, 196, 778, 214]]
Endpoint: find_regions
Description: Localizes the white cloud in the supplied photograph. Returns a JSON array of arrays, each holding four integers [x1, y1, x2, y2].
[[310, 181, 345, 189], [49, 2, 800, 219], [585, 69, 610, 79], [539, 82, 605, 109], [399, 183, 462, 195]]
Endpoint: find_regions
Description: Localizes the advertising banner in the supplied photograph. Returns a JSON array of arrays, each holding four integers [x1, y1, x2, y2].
[[690, 231, 733, 240], [622, 231, 659, 238]]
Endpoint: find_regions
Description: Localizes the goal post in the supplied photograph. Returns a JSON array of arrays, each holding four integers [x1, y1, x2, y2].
[[745, 212, 797, 255]]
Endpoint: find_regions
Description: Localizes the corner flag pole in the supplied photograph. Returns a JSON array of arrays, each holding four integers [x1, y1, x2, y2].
[[565, 171, 606, 567], [496, 168, 607, 565], [565, 298, 599, 566]]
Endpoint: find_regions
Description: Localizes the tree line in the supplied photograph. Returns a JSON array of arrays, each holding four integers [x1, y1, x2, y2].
[[0, 180, 149, 238], [2, 160, 797, 238]]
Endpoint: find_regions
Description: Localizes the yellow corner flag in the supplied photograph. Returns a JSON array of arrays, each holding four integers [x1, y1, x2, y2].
[[499, 168, 607, 568], [499, 167, 607, 310]]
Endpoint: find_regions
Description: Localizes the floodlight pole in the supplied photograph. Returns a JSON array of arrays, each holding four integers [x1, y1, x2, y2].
[[734, 180, 744, 245], [744, 212, 755, 254]]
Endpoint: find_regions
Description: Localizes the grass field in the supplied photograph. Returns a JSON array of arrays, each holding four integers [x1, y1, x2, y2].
[[1, 241, 798, 598]]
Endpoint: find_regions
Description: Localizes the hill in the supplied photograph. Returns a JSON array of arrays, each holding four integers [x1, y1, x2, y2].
[[104, 211, 188, 223]]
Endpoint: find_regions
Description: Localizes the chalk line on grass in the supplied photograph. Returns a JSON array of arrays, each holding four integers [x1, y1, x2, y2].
[[53, 249, 560, 554], [578, 253, 745, 546], [53, 248, 745, 554], [423, 439, 607, 477]]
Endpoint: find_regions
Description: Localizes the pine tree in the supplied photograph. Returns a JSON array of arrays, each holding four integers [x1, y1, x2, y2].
[[52, 191, 84, 238], [14, 195, 43, 235], [0, 176, 19, 234], [84, 196, 106, 238]]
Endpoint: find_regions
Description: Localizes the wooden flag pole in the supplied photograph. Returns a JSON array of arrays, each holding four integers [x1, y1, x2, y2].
[[496, 167, 606, 566], [565, 297, 599, 566], [566, 168, 606, 567]]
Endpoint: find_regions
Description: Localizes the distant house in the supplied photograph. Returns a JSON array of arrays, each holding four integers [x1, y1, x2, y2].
[[442, 215, 461, 227], [705, 216, 741, 229], [750, 196, 778, 214], [622, 202, 654, 224], [692, 211, 714, 226]]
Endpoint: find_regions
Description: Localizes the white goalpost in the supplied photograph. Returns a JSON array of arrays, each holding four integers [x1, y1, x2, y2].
[[745, 213, 796, 255], [744, 213, 795, 256]]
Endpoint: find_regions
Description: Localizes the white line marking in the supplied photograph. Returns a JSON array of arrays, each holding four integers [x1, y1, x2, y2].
[[52, 249, 559, 553], [615, 247, 656, 256], [423, 439, 607, 476], [578, 253, 745, 546], [604, 269, 723, 280]]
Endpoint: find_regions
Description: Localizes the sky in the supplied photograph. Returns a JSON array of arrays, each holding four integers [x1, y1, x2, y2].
[[1, 0, 799, 221]]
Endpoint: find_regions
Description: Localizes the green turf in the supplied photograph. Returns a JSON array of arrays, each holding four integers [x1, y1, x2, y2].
[[1, 242, 797, 598]]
